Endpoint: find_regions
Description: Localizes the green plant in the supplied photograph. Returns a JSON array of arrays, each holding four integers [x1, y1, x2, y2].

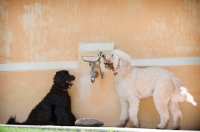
[[0, 126, 125, 132]]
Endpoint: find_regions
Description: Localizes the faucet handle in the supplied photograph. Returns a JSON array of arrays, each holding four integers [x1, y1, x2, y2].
[[97, 51, 102, 57]]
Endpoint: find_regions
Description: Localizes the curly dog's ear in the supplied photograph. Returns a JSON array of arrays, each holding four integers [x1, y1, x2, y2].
[[114, 49, 132, 74], [54, 71, 66, 88], [117, 50, 132, 74], [119, 56, 131, 69]]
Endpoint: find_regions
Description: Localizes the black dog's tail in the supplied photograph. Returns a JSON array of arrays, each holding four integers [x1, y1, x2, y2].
[[6, 116, 26, 125]]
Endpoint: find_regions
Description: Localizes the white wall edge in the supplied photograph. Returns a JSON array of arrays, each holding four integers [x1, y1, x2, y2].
[[131, 57, 200, 66], [78, 43, 115, 52], [0, 61, 78, 72], [0, 57, 200, 72]]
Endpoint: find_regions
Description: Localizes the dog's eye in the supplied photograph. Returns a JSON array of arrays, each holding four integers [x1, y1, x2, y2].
[[111, 54, 113, 57]]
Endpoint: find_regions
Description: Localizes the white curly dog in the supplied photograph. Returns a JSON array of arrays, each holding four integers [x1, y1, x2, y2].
[[102, 49, 197, 130]]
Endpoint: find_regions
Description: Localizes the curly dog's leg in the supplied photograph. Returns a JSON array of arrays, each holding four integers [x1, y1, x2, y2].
[[153, 78, 174, 129], [128, 97, 140, 128], [153, 93, 170, 129], [169, 100, 182, 130], [155, 103, 169, 129], [117, 98, 129, 127]]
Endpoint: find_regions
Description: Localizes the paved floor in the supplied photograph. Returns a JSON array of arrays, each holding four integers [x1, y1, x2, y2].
[[0, 124, 198, 132]]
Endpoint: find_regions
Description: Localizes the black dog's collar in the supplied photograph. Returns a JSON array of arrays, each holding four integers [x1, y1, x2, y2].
[[53, 84, 67, 92], [57, 87, 67, 92], [60, 88, 67, 92]]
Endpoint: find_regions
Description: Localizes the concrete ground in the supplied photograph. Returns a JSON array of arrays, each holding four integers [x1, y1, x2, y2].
[[0, 124, 198, 132]]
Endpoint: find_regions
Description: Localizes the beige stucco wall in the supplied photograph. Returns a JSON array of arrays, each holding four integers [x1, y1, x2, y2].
[[0, 0, 200, 130]]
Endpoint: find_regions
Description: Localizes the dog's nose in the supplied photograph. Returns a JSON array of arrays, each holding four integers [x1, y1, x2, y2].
[[102, 54, 106, 58]]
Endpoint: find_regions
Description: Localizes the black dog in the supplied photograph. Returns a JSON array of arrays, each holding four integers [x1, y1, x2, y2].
[[7, 70, 76, 126]]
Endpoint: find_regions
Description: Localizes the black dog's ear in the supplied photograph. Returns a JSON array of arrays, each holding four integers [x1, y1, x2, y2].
[[54, 71, 66, 88], [65, 70, 69, 74]]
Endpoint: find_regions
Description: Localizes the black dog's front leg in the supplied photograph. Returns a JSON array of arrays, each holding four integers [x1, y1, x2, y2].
[[55, 107, 72, 126], [65, 96, 76, 125], [66, 111, 76, 125]]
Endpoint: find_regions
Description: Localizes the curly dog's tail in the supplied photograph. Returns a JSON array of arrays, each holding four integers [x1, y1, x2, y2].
[[6, 116, 26, 125], [171, 86, 197, 106]]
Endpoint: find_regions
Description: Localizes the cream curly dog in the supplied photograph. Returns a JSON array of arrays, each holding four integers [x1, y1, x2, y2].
[[102, 49, 197, 130]]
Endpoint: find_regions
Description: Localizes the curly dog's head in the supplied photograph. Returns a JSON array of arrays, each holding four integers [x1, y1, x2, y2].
[[53, 70, 75, 90], [102, 49, 132, 76]]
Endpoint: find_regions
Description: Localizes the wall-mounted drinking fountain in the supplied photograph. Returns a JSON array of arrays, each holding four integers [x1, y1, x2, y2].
[[82, 51, 104, 83]]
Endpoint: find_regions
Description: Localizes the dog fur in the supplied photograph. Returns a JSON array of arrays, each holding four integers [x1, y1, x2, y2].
[[102, 49, 197, 130], [7, 70, 76, 126]]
